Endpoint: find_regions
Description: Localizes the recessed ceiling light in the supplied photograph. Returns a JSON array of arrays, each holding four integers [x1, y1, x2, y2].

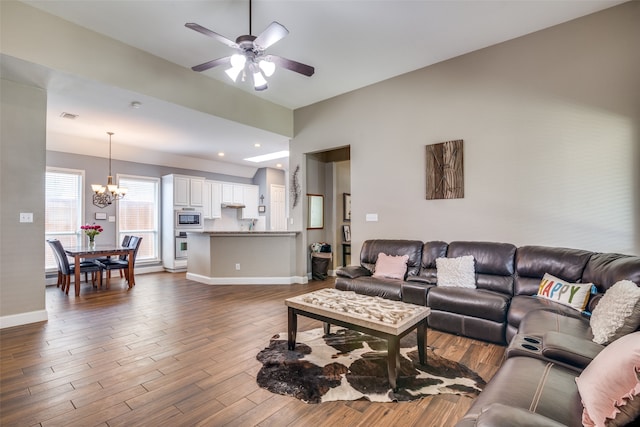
[[130, 101, 142, 109], [276, 163, 282, 168], [254, 143, 261, 148], [244, 150, 289, 163], [60, 112, 78, 119], [218, 152, 224, 157]]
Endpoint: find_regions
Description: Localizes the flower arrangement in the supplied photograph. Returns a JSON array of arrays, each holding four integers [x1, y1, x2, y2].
[[81, 223, 103, 244]]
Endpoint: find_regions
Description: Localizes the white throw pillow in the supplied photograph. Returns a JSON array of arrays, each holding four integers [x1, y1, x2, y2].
[[590, 280, 640, 345], [436, 256, 476, 288]]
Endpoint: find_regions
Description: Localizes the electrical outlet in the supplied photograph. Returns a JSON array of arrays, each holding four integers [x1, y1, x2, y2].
[[19, 212, 33, 223], [235, 263, 241, 270]]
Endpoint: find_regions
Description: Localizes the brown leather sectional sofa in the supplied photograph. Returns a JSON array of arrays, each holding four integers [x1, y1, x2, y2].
[[335, 239, 640, 426]]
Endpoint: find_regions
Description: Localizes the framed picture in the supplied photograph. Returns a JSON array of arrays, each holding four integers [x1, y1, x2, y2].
[[258, 205, 266, 213], [342, 225, 351, 242], [343, 193, 351, 221], [95, 212, 107, 220]]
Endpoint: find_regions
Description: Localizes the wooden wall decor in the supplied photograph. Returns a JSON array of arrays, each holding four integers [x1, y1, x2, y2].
[[426, 139, 464, 200]]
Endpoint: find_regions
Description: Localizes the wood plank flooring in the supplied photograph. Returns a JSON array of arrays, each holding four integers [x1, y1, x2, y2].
[[1, 273, 505, 426]]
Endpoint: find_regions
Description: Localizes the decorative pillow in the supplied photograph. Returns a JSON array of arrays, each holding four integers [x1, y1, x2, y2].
[[536, 273, 592, 312], [436, 256, 475, 288], [590, 280, 640, 345], [372, 253, 409, 280], [575, 331, 640, 427]]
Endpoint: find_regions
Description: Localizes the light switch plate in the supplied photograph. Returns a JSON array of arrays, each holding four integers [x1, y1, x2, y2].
[[365, 213, 378, 222], [108, 216, 116, 222], [19, 212, 33, 223]]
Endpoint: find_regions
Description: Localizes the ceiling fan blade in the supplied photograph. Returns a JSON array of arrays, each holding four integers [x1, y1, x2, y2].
[[254, 22, 289, 50], [191, 56, 231, 72], [267, 55, 315, 77], [185, 23, 237, 48]]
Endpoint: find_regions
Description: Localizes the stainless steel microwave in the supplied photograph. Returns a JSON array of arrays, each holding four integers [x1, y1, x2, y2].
[[175, 209, 203, 229]]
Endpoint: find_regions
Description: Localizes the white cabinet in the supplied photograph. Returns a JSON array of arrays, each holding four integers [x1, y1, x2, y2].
[[211, 182, 221, 218], [166, 174, 204, 208], [221, 183, 244, 204], [242, 185, 259, 219], [203, 180, 221, 219], [189, 178, 204, 207], [173, 175, 190, 206]]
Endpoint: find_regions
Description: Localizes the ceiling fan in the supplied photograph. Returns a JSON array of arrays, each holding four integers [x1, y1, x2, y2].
[[185, 0, 314, 91]]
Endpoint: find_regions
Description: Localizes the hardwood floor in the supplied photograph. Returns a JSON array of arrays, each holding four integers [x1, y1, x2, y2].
[[1, 273, 505, 427]]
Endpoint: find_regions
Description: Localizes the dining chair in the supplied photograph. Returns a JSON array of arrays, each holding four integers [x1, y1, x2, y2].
[[98, 236, 142, 288], [95, 235, 131, 278], [46, 239, 103, 294]]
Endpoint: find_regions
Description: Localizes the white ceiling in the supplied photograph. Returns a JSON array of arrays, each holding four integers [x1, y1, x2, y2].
[[9, 0, 626, 174]]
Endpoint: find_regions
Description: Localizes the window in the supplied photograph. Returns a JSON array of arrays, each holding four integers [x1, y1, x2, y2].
[[118, 175, 160, 263], [45, 168, 84, 270]]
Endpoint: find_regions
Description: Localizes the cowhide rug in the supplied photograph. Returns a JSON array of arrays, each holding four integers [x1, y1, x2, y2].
[[256, 327, 486, 403]]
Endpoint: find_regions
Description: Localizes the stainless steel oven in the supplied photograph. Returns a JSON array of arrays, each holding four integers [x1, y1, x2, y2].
[[175, 231, 188, 259]]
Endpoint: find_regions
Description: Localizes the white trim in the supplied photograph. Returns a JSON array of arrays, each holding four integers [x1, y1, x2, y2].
[[0, 310, 48, 329], [186, 272, 308, 285]]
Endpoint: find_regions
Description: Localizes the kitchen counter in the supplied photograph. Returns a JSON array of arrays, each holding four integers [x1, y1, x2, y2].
[[194, 231, 298, 237], [186, 230, 306, 285]]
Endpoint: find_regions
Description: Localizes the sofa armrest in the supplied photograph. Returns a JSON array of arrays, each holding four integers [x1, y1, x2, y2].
[[335, 265, 371, 279], [542, 331, 604, 369], [401, 282, 434, 306], [459, 403, 566, 427]]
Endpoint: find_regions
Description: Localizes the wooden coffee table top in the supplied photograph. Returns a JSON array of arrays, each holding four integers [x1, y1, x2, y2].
[[285, 288, 430, 336]]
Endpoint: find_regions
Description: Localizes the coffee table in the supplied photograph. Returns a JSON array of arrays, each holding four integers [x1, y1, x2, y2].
[[285, 288, 431, 390]]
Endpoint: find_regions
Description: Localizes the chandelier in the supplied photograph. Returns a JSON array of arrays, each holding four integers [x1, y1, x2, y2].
[[91, 132, 127, 208]]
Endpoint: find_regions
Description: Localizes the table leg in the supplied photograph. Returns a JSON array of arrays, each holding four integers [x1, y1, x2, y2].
[[287, 307, 297, 350], [388, 337, 399, 390], [417, 320, 427, 365], [323, 322, 331, 335], [74, 255, 81, 297]]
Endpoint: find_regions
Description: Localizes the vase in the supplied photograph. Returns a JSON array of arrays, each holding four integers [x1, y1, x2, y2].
[[88, 236, 95, 249]]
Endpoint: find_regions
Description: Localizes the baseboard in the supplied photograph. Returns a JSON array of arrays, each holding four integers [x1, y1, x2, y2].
[[186, 272, 308, 285], [0, 309, 48, 329]]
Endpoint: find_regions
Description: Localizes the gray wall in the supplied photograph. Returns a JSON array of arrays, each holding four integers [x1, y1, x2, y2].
[[47, 150, 254, 246], [1, 79, 47, 323], [291, 2, 640, 264]]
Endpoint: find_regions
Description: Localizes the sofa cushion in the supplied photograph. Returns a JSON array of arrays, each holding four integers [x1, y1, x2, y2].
[[581, 252, 640, 293], [456, 356, 584, 427], [516, 308, 593, 341], [514, 246, 593, 296], [575, 332, 640, 427], [590, 280, 640, 345], [536, 273, 593, 312], [409, 241, 448, 285], [508, 296, 586, 333], [372, 252, 408, 280], [436, 255, 476, 288], [428, 287, 509, 323], [358, 240, 423, 278], [447, 241, 516, 295]]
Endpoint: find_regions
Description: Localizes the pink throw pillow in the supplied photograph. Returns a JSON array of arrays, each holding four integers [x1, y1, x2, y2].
[[372, 253, 409, 280], [575, 331, 640, 427]]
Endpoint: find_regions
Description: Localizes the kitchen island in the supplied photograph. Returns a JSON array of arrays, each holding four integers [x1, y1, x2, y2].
[[186, 231, 306, 285]]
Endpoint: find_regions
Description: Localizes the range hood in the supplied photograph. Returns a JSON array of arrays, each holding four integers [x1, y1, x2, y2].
[[222, 202, 245, 209]]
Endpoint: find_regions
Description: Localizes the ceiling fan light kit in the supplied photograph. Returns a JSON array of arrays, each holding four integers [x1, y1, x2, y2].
[[186, 0, 314, 91]]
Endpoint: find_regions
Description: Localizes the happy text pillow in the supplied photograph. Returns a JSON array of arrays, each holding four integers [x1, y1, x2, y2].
[[536, 273, 593, 312]]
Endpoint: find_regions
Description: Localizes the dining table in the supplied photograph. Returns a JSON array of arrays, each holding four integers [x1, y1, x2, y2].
[[64, 244, 136, 296]]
